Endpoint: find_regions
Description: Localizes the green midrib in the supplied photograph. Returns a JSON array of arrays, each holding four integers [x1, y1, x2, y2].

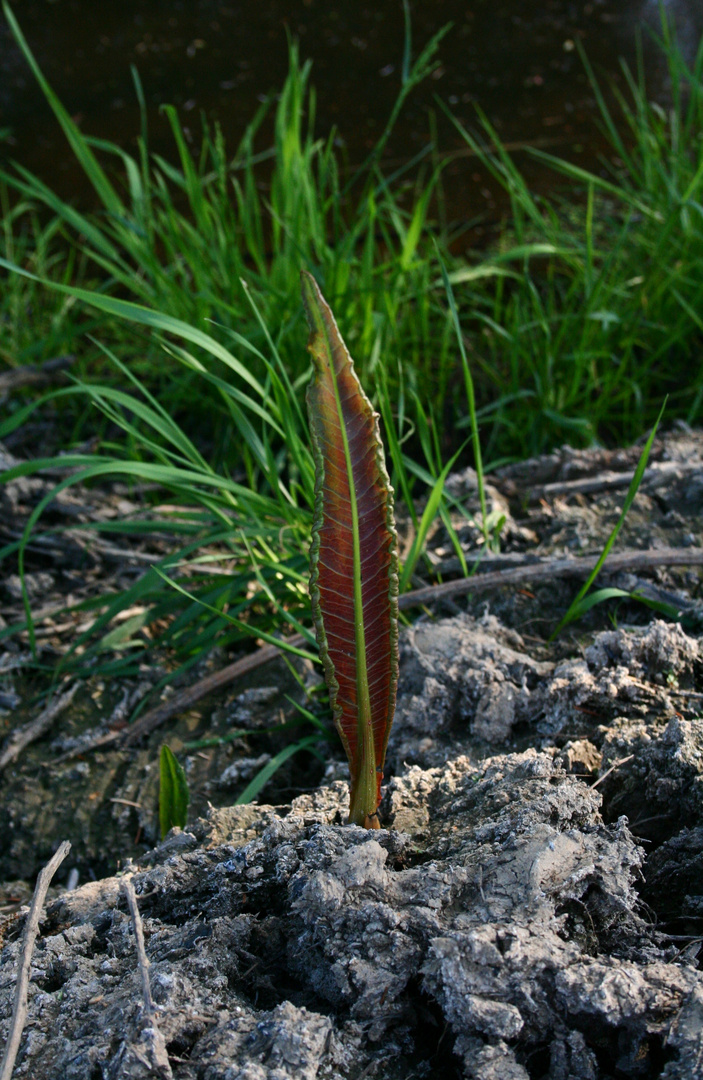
[[325, 336, 376, 823]]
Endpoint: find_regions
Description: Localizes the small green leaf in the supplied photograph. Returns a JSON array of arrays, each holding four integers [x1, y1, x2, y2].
[[565, 586, 682, 623], [563, 587, 634, 621], [159, 744, 190, 838]]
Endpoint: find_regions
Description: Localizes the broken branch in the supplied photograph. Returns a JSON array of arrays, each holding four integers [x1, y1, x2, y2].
[[0, 683, 79, 773], [68, 545, 703, 751], [0, 840, 71, 1080]]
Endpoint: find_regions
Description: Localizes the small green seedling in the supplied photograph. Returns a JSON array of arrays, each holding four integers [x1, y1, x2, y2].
[[159, 744, 190, 838], [302, 271, 399, 829]]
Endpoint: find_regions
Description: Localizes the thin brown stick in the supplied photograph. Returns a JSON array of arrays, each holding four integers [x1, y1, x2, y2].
[[0, 683, 79, 773], [121, 879, 173, 1080], [122, 641, 293, 746], [99, 545, 703, 749], [399, 546, 703, 608], [525, 460, 697, 501], [592, 755, 635, 789], [0, 355, 74, 394], [122, 879, 156, 1016], [0, 841, 71, 1080]]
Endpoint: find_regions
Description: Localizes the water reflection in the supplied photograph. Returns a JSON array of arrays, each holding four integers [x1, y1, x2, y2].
[[0, 1, 701, 218]]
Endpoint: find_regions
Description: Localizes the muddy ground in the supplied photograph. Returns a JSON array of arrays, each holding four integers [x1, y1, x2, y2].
[[0, 425, 702, 1078]]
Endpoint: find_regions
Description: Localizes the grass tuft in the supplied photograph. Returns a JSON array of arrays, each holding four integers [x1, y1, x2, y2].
[[0, 8, 698, 791]]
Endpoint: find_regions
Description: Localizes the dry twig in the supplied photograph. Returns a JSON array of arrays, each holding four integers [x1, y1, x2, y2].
[[70, 545, 703, 750], [524, 460, 697, 502], [122, 879, 157, 1016], [0, 683, 79, 773], [592, 755, 635, 789], [0, 840, 71, 1080], [0, 355, 74, 395], [122, 642, 291, 746], [401, 546, 703, 608], [121, 878, 173, 1079]]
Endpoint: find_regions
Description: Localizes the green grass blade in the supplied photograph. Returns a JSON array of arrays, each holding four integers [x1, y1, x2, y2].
[[3, 2, 123, 216], [234, 733, 322, 805], [0, 257, 278, 416], [562, 586, 682, 624], [153, 569, 318, 658], [399, 444, 465, 591], [436, 249, 489, 544], [553, 399, 667, 636]]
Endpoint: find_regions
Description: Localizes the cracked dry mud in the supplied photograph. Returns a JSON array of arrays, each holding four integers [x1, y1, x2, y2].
[[1, 428, 703, 1078]]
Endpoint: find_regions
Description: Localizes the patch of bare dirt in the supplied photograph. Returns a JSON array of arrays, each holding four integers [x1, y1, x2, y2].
[[1, 425, 703, 1077]]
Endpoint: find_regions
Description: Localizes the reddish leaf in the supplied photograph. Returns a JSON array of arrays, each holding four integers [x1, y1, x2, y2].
[[302, 271, 399, 828]]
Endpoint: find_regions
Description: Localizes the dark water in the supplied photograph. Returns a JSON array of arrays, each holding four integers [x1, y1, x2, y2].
[[0, 0, 701, 221]]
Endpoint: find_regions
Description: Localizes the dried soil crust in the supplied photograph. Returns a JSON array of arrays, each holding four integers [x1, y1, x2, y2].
[[1, 748, 702, 1079], [1, 619, 703, 1077], [1, 428, 703, 1077]]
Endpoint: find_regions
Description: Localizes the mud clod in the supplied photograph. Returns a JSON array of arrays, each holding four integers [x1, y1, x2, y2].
[[2, 741, 702, 1078]]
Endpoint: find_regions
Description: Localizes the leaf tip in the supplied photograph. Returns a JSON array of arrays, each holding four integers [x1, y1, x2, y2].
[[300, 269, 323, 328]]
